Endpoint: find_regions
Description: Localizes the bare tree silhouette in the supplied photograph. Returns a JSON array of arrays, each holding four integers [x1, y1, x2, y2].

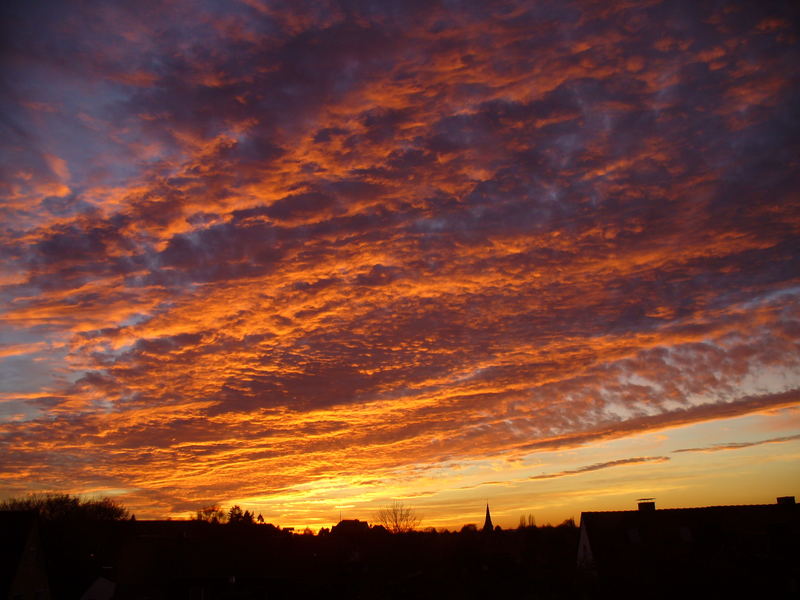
[[194, 504, 226, 523], [375, 501, 421, 533], [518, 513, 536, 529]]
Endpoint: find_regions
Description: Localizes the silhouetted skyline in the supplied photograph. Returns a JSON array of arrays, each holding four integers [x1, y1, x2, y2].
[[3, 494, 797, 599]]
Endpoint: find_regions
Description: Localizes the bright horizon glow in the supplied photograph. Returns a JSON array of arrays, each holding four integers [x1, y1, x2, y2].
[[203, 408, 800, 530], [1, 0, 799, 527]]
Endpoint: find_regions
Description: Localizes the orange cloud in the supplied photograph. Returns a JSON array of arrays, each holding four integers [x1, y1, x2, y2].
[[1, 0, 798, 521]]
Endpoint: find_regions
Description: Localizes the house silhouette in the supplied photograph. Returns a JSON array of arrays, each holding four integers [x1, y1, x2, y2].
[[578, 496, 799, 598]]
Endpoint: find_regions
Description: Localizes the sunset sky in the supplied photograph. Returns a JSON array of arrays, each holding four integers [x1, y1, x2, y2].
[[1, 0, 799, 530]]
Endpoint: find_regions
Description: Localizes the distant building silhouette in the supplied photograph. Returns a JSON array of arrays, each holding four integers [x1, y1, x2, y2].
[[331, 519, 371, 536], [482, 504, 494, 533]]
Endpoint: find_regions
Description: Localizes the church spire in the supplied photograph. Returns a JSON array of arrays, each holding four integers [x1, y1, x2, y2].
[[482, 503, 494, 532]]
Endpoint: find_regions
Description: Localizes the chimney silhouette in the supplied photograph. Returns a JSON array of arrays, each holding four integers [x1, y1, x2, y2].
[[482, 503, 494, 532], [637, 497, 656, 512]]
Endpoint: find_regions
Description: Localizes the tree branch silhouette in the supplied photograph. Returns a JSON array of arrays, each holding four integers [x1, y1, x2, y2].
[[375, 501, 421, 533]]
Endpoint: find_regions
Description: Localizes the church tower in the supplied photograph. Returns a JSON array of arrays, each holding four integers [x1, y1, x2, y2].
[[482, 503, 494, 532]]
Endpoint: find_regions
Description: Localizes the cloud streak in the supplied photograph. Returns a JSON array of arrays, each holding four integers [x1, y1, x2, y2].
[[673, 433, 800, 454], [528, 456, 671, 481]]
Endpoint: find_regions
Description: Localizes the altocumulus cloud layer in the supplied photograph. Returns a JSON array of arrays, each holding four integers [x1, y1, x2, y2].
[[1, 0, 799, 516]]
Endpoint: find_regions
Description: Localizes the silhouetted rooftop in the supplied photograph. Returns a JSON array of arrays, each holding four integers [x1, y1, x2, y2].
[[578, 497, 799, 597]]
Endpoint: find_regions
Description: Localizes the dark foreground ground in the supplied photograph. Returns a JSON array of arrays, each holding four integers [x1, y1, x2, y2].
[[5, 510, 800, 599], [12, 517, 581, 599]]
